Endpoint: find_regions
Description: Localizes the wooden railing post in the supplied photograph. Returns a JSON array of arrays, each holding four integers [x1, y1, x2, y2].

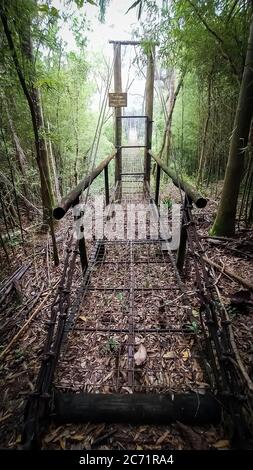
[[176, 195, 192, 272], [155, 163, 161, 206], [104, 164, 109, 206], [73, 196, 88, 276]]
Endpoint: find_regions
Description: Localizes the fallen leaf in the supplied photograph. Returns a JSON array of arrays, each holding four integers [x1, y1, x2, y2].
[[122, 386, 133, 394], [134, 344, 147, 366], [182, 349, 190, 361], [60, 437, 66, 449], [71, 434, 86, 441], [79, 316, 87, 322], [135, 336, 144, 345], [163, 351, 176, 359], [213, 439, 230, 449], [156, 431, 170, 445], [192, 309, 199, 318], [44, 426, 64, 443]]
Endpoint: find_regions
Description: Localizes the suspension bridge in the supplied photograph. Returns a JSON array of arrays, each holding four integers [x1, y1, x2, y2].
[[22, 41, 252, 450]]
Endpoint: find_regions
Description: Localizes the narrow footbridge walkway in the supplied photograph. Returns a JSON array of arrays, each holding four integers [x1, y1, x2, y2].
[[22, 147, 252, 449]]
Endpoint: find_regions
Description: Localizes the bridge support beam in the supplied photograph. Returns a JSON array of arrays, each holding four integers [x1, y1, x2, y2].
[[113, 43, 122, 198], [176, 195, 192, 272], [144, 46, 155, 184], [53, 392, 221, 426]]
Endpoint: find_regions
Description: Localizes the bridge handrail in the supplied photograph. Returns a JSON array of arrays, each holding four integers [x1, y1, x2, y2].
[[53, 151, 116, 220], [149, 151, 207, 208]]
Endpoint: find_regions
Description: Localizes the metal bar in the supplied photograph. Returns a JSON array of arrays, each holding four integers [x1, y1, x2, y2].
[[155, 164, 161, 206], [120, 145, 147, 149], [95, 260, 172, 264], [72, 327, 193, 334], [109, 40, 143, 46], [128, 242, 135, 388], [120, 172, 145, 176], [86, 287, 180, 291], [176, 196, 191, 272], [94, 239, 169, 244], [104, 164, 109, 206], [116, 115, 149, 119], [79, 233, 88, 275]]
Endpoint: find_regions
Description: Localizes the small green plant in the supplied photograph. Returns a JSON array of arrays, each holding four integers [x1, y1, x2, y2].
[[162, 197, 172, 209], [226, 305, 239, 317], [8, 234, 22, 247], [104, 337, 120, 354], [14, 348, 24, 359], [116, 292, 123, 301], [185, 321, 200, 334]]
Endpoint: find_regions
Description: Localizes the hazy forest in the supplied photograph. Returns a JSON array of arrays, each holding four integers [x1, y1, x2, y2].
[[0, 0, 253, 456]]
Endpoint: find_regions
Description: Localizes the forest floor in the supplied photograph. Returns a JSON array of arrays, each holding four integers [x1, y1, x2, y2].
[[0, 182, 253, 450]]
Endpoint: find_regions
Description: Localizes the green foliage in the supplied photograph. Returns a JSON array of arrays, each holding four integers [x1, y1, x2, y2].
[[0, 0, 115, 207], [185, 320, 200, 334], [162, 197, 172, 208], [104, 337, 120, 354]]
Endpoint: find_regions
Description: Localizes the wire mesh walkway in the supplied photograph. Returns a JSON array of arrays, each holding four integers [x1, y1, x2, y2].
[[54, 185, 204, 395]]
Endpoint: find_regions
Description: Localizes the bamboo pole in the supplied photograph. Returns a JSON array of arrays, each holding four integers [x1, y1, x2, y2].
[[53, 152, 116, 219], [0, 280, 60, 360], [149, 151, 207, 208], [202, 255, 253, 291]]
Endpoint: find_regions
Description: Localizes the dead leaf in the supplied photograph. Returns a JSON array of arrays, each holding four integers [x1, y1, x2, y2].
[[134, 344, 147, 366], [182, 349, 190, 361], [135, 336, 144, 345], [192, 309, 199, 317], [213, 439, 230, 449], [60, 437, 66, 449], [156, 431, 170, 445], [163, 351, 176, 359], [122, 386, 133, 394], [71, 434, 86, 441], [44, 426, 64, 443], [79, 316, 87, 322]]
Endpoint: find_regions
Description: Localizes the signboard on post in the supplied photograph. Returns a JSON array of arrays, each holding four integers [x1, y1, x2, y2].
[[109, 92, 127, 108]]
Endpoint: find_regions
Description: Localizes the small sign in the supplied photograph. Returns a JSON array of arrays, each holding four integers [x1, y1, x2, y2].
[[109, 92, 127, 108]]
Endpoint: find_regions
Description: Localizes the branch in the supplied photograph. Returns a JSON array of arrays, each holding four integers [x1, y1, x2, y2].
[[187, 0, 241, 83]]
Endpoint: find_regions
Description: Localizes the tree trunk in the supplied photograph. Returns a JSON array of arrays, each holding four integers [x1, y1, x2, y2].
[[159, 72, 185, 163], [211, 16, 253, 236], [2, 93, 29, 199], [197, 72, 212, 185], [73, 91, 80, 187], [0, 7, 55, 227], [47, 121, 61, 203]]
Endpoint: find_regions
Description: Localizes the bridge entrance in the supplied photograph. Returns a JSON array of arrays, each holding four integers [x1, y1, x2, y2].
[[109, 40, 155, 194], [119, 115, 148, 196]]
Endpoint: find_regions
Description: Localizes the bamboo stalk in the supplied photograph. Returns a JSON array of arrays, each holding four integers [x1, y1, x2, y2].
[[202, 255, 253, 291], [0, 279, 60, 360]]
